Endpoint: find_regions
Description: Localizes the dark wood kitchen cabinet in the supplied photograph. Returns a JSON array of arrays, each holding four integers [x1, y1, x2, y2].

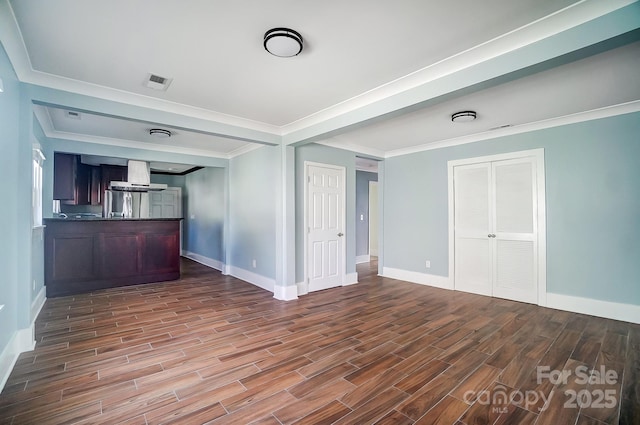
[[101, 164, 128, 194], [53, 152, 76, 200], [44, 218, 181, 297], [54, 153, 102, 206], [90, 166, 102, 205]]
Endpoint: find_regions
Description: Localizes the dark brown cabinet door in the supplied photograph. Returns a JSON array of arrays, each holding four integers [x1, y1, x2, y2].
[[100, 233, 142, 278], [90, 166, 102, 205], [143, 232, 180, 274], [74, 163, 91, 205], [53, 152, 76, 200], [48, 235, 96, 281], [101, 165, 128, 193]]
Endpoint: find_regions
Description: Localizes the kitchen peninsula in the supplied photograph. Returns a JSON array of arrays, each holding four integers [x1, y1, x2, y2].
[[44, 217, 182, 297]]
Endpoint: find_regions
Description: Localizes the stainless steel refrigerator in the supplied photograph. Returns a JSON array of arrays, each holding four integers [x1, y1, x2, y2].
[[102, 190, 150, 219]]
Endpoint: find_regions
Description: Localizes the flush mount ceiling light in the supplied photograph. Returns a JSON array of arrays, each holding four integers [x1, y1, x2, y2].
[[149, 128, 172, 138], [264, 28, 303, 57], [451, 111, 477, 123]]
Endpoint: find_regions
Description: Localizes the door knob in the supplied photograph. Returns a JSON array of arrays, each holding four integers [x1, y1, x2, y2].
[[337, 233, 344, 237], [488, 234, 496, 238]]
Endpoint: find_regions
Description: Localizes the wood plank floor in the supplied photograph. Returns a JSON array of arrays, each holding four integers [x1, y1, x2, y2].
[[1, 258, 638, 424]]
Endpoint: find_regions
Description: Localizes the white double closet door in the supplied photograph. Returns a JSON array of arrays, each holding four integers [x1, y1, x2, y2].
[[453, 154, 541, 304]]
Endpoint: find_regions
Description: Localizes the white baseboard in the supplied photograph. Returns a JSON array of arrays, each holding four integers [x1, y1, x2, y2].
[[296, 281, 308, 296], [273, 285, 298, 301], [0, 324, 35, 393], [31, 286, 46, 322], [182, 251, 224, 272], [382, 267, 453, 290], [546, 293, 640, 324], [229, 266, 275, 294], [343, 272, 359, 286], [356, 255, 370, 264]]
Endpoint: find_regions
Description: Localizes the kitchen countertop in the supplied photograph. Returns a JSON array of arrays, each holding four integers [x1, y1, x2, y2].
[[44, 217, 183, 221]]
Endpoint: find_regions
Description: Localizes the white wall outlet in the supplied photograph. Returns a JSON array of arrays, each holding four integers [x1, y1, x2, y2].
[[360, 214, 364, 221], [425, 260, 431, 268], [190, 214, 195, 220], [252, 259, 257, 268]]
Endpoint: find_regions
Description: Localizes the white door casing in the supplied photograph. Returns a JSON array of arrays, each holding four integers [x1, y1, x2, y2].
[[305, 162, 346, 293], [448, 149, 546, 306], [369, 181, 379, 257]]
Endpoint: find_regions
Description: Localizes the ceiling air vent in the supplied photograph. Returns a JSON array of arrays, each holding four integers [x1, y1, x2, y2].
[[145, 73, 173, 91], [65, 110, 81, 120]]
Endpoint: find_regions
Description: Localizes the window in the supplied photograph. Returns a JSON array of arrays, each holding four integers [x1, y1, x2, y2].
[[32, 148, 45, 227]]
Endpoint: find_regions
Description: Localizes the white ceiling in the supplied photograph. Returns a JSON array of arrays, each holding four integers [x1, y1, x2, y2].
[[2, 0, 639, 164]]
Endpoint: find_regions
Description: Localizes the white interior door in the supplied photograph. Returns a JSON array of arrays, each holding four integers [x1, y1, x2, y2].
[[454, 163, 492, 297], [150, 187, 183, 252], [492, 158, 538, 304], [150, 187, 182, 218], [453, 156, 539, 304], [306, 163, 345, 292]]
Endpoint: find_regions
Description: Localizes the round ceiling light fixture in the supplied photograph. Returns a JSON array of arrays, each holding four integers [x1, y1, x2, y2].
[[264, 28, 303, 57], [451, 111, 477, 123], [149, 128, 172, 138]]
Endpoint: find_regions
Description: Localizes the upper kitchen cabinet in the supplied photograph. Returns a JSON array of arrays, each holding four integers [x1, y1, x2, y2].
[[100, 165, 128, 195], [54, 153, 114, 206], [53, 152, 76, 201]]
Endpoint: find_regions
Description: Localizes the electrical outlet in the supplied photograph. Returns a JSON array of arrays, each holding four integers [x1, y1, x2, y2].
[[425, 260, 431, 268], [252, 259, 257, 268], [190, 214, 196, 220]]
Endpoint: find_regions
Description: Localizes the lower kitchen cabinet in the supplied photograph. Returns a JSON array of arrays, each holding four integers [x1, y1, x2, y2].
[[44, 218, 181, 297]]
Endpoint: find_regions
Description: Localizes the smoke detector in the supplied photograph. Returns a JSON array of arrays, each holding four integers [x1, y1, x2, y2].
[[145, 73, 173, 91]]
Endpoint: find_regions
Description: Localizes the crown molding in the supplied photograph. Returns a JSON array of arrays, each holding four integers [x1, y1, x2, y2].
[[385, 100, 640, 158], [3, 0, 635, 144], [280, 0, 638, 136], [33, 106, 239, 160]]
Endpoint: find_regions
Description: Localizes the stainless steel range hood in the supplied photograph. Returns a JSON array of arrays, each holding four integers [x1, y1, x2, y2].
[[109, 160, 167, 192]]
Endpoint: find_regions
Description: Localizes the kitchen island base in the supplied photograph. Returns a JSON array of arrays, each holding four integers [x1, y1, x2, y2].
[[44, 218, 182, 297]]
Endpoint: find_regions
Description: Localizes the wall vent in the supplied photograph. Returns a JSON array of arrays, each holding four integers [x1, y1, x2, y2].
[[145, 73, 173, 91]]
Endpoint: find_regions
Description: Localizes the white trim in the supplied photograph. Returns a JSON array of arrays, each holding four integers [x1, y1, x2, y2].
[[31, 286, 46, 322], [280, 0, 636, 136], [546, 293, 640, 325], [229, 266, 276, 294], [368, 181, 380, 257], [382, 267, 453, 290], [33, 107, 244, 160], [273, 285, 298, 301], [181, 251, 224, 272], [303, 161, 347, 294], [343, 273, 359, 286], [447, 148, 547, 305], [0, 325, 36, 393], [296, 281, 309, 297], [316, 139, 387, 159], [386, 101, 640, 158], [356, 255, 370, 264]]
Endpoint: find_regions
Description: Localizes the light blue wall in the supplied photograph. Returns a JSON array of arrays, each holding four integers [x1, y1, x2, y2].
[[295, 143, 357, 283], [356, 171, 378, 257], [183, 168, 225, 263], [229, 146, 278, 278], [384, 112, 640, 306], [0, 43, 21, 351]]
